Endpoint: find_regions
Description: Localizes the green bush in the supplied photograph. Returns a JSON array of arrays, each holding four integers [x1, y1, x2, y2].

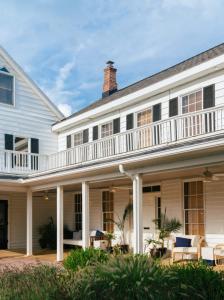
[[70, 256, 224, 300], [0, 265, 68, 300], [0, 257, 223, 300], [64, 247, 109, 272]]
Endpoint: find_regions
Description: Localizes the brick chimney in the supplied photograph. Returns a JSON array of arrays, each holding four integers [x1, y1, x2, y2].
[[102, 61, 118, 98]]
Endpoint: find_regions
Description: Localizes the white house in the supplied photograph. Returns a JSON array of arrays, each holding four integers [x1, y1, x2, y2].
[[1, 44, 224, 262]]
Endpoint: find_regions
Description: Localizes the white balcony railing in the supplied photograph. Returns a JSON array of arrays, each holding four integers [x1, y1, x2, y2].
[[48, 105, 224, 171], [1, 106, 224, 175], [0, 150, 48, 174]]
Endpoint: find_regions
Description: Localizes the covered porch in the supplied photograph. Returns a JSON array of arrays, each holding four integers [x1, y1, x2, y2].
[[23, 158, 224, 262]]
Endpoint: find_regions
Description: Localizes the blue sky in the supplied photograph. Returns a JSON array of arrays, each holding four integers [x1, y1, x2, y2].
[[0, 0, 223, 116]]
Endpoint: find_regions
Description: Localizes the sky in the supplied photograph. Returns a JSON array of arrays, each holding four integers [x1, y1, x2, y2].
[[0, 0, 224, 117]]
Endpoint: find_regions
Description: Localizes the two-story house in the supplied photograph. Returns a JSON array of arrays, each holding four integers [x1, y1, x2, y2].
[[1, 43, 224, 262]]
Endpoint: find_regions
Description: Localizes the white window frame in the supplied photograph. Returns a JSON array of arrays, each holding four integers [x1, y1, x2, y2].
[[73, 131, 84, 147], [13, 136, 30, 153], [102, 190, 114, 232], [74, 192, 82, 231], [100, 121, 113, 138], [182, 179, 205, 236], [135, 107, 152, 128], [179, 88, 203, 116], [0, 69, 15, 107]]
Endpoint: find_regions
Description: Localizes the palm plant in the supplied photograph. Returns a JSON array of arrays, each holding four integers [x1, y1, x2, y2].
[[147, 208, 182, 251], [107, 203, 132, 245]]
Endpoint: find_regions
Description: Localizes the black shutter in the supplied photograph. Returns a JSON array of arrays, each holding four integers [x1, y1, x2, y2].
[[93, 126, 98, 140], [126, 113, 134, 130], [169, 97, 178, 117], [83, 129, 89, 143], [31, 138, 39, 153], [113, 118, 120, 134], [203, 84, 215, 109], [66, 135, 71, 149], [5, 134, 13, 150], [153, 103, 161, 122]]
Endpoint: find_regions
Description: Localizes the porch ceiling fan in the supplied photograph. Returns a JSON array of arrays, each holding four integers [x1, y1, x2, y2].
[[202, 168, 224, 182]]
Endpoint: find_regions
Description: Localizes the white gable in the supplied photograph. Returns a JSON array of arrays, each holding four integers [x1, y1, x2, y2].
[[0, 46, 63, 154]]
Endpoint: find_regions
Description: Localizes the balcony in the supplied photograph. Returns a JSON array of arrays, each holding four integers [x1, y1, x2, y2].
[[1, 105, 224, 176]]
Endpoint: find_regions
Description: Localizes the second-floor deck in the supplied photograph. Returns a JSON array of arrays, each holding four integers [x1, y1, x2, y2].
[[1, 105, 224, 176]]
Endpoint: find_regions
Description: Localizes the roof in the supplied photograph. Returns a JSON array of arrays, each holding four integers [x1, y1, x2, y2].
[[59, 42, 224, 123], [0, 46, 64, 120]]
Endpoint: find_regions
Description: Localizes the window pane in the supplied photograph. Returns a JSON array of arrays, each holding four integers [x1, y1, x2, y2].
[[15, 137, 28, 152], [101, 122, 113, 138], [0, 89, 13, 105], [182, 90, 202, 115], [0, 73, 13, 105], [184, 181, 204, 236], [0, 74, 13, 90], [137, 109, 152, 127]]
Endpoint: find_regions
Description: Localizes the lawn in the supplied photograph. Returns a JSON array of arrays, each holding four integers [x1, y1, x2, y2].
[[0, 249, 223, 300]]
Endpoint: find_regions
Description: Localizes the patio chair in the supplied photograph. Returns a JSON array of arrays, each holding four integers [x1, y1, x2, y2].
[[171, 235, 204, 263], [214, 244, 224, 265]]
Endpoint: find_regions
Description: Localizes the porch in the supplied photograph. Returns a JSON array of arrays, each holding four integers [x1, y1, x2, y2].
[[1, 161, 222, 262]]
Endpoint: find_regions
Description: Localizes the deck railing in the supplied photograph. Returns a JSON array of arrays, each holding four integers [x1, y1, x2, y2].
[[48, 105, 224, 170], [0, 150, 48, 174], [1, 106, 224, 174]]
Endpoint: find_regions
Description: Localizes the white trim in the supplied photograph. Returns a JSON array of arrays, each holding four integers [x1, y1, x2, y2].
[[52, 53, 224, 132], [0, 46, 64, 120]]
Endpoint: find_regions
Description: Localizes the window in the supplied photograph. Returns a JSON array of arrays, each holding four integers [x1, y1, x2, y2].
[[155, 197, 161, 229], [101, 122, 113, 138], [0, 72, 14, 105], [74, 193, 82, 231], [74, 132, 83, 146], [15, 137, 29, 152], [184, 181, 204, 236], [102, 191, 114, 232], [182, 90, 202, 114], [137, 109, 152, 127], [143, 185, 161, 193]]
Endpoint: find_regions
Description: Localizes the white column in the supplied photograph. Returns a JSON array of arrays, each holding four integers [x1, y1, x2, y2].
[[57, 186, 64, 262], [82, 182, 90, 249], [26, 189, 33, 256], [132, 174, 143, 254]]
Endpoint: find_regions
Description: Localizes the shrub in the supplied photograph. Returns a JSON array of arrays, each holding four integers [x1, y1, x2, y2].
[[64, 247, 109, 272], [70, 256, 224, 300], [0, 265, 69, 300]]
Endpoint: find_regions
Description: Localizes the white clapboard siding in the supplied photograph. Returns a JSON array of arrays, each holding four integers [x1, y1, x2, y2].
[[58, 69, 224, 152], [161, 179, 183, 230], [205, 181, 224, 235], [0, 53, 59, 155]]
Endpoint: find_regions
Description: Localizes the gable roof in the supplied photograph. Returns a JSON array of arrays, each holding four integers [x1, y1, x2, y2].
[[59, 42, 224, 123], [0, 46, 64, 120]]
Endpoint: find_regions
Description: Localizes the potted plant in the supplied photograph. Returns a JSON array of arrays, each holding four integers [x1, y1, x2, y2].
[[146, 209, 182, 258], [104, 232, 116, 253], [107, 203, 132, 253]]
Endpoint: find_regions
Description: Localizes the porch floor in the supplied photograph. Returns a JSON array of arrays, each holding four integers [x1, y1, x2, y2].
[[0, 249, 69, 269]]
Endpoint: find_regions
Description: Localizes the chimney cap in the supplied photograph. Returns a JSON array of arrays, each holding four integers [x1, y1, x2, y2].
[[106, 60, 115, 66]]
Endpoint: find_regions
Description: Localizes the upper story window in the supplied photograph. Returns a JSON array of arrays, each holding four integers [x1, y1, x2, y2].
[[101, 122, 113, 138], [182, 90, 202, 114], [137, 109, 152, 127], [0, 70, 14, 106], [74, 132, 83, 146]]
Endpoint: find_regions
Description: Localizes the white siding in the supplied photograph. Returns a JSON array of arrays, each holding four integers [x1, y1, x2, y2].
[[0, 54, 59, 155], [58, 69, 224, 152]]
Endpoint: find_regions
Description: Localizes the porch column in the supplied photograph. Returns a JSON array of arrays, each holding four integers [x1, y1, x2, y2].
[[82, 182, 90, 249], [133, 174, 143, 254], [26, 189, 33, 256], [57, 185, 64, 262]]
